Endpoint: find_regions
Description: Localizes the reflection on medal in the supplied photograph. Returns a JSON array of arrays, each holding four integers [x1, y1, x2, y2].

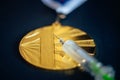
[[19, 22, 96, 70]]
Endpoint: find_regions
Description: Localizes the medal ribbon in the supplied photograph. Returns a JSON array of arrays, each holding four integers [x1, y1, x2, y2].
[[41, 0, 87, 15]]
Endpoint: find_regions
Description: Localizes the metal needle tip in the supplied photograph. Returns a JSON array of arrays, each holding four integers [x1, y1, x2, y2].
[[54, 34, 64, 44]]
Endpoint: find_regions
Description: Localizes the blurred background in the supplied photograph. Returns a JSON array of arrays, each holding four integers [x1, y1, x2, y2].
[[1, 0, 119, 80]]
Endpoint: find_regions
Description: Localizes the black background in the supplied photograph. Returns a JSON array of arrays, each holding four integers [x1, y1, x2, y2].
[[1, 0, 119, 80]]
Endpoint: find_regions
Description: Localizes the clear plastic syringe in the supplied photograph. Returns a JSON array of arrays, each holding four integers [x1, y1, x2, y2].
[[57, 36, 115, 80]]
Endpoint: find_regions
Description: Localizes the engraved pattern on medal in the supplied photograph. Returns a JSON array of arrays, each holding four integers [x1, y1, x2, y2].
[[19, 23, 96, 70]]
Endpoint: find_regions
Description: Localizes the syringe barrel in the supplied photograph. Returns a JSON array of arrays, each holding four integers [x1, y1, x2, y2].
[[62, 40, 115, 80], [62, 40, 95, 64]]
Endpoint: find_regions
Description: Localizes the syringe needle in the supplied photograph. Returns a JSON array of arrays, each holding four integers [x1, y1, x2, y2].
[[54, 34, 64, 44]]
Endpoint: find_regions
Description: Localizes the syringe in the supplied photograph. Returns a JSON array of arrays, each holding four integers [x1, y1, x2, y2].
[[56, 36, 115, 80]]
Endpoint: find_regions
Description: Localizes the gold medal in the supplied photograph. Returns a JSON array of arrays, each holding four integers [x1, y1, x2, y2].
[[19, 22, 96, 70], [19, 0, 96, 70]]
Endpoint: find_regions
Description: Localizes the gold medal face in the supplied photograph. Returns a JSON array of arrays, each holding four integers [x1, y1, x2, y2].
[[19, 22, 96, 70]]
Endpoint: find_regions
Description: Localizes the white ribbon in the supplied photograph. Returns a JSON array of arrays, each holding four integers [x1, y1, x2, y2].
[[41, 0, 87, 15]]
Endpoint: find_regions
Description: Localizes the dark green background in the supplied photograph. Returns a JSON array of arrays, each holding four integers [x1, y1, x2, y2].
[[1, 0, 119, 80]]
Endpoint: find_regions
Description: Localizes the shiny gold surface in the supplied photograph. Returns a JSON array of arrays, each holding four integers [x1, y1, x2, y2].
[[19, 22, 96, 70]]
